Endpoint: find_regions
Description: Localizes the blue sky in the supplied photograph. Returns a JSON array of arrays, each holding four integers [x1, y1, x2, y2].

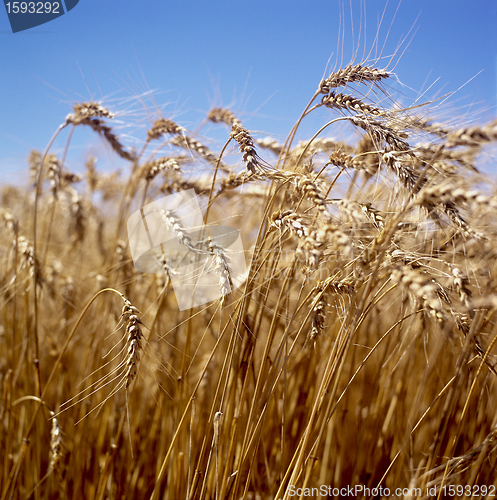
[[1, 0, 496, 184]]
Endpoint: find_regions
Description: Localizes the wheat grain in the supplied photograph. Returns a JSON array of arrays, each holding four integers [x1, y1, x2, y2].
[[171, 134, 227, 170], [208, 238, 233, 306], [65, 186, 86, 243], [446, 120, 497, 148], [71, 102, 114, 122], [144, 157, 182, 181], [382, 150, 421, 193], [310, 294, 326, 342], [294, 175, 329, 215], [48, 411, 63, 472], [207, 107, 240, 126], [269, 209, 309, 238], [84, 118, 135, 161], [28, 150, 43, 186], [147, 118, 184, 142], [67, 102, 135, 161], [319, 64, 390, 93], [328, 150, 377, 177], [391, 266, 445, 322], [331, 199, 385, 229], [160, 209, 197, 253], [14, 236, 41, 282], [46, 153, 61, 199], [255, 137, 284, 156], [121, 299, 143, 388], [320, 91, 383, 115], [298, 224, 352, 270], [351, 115, 411, 151], [0, 208, 17, 234], [230, 123, 268, 173]]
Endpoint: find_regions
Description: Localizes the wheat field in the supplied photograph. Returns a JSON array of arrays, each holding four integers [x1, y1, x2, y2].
[[1, 44, 497, 500]]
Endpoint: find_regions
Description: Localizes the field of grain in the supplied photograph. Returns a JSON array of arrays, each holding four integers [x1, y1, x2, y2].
[[1, 53, 497, 500]]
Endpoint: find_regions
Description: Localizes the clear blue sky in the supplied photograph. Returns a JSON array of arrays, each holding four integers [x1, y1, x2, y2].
[[1, 0, 496, 184]]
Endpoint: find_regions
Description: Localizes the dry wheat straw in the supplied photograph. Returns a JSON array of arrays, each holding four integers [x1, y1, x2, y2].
[[5, 37, 497, 500], [421, 428, 497, 490]]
